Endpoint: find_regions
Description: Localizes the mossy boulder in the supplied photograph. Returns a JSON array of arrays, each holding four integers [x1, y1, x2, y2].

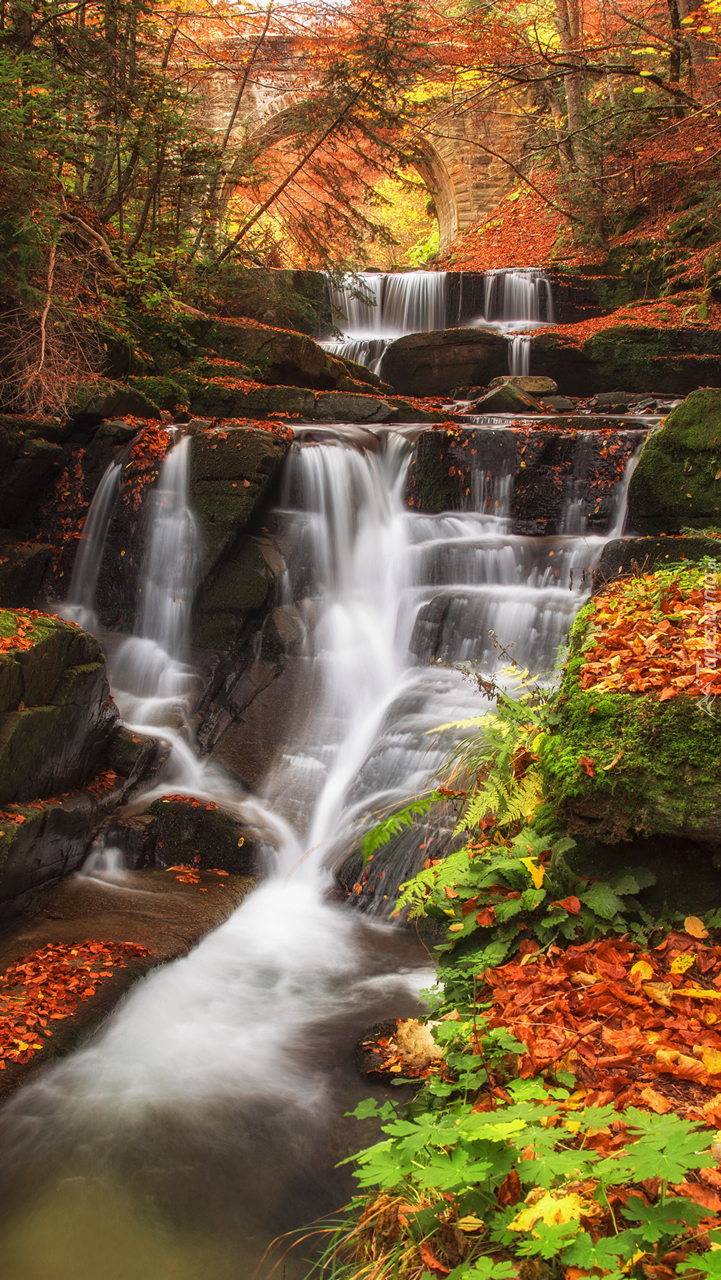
[[68, 380, 161, 425], [0, 612, 119, 804], [542, 567, 721, 844], [194, 318, 345, 390], [186, 379, 315, 420], [627, 388, 721, 532], [145, 798, 258, 874], [531, 328, 721, 397]]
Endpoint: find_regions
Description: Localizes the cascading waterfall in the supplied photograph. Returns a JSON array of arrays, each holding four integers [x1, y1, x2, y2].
[[0, 426, 641, 1276], [59, 460, 121, 631], [321, 270, 447, 370]]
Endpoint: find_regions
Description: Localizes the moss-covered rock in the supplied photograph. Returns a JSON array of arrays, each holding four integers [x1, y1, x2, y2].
[[68, 380, 161, 424], [194, 318, 343, 391], [542, 568, 721, 844], [145, 798, 259, 874], [627, 388, 721, 532], [531, 327, 721, 397], [0, 611, 119, 804], [187, 379, 315, 420]]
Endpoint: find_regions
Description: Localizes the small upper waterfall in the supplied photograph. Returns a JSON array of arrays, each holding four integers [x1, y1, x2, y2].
[[472, 267, 554, 376], [59, 461, 121, 631], [322, 270, 447, 370]]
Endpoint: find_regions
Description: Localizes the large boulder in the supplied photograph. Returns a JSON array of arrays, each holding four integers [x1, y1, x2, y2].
[[627, 388, 721, 532], [380, 329, 509, 397], [0, 611, 119, 804], [196, 318, 346, 391], [541, 564, 721, 846], [186, 379, 315, 420], [68, 380, 161, 425]]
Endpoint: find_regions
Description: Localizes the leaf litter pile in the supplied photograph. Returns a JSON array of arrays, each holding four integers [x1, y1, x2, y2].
[[580, 567, 721, 700], [0, 940, 150, 1068]]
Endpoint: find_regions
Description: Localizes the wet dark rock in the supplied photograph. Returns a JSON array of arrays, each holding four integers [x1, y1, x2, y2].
[[103, 798, 261, 876], [313, 391, 396, 423], [188, 380, 315, 420], [406, 425, 643, 535], [380, 329, 509, 397], [0, 427, 63, 527], [0, 612, 119, 805], [595, 534, 721, 587], [0, 541, 55, 608], [543, 396, 576, 412], [189, 427, 291, 652], [627, 388, 721, 532]]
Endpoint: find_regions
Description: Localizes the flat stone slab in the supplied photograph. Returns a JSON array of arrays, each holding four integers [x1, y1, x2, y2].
[[0, 868, 257, 1100]]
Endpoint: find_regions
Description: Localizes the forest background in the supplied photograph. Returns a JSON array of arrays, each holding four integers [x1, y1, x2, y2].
[[1, 0, 720, 411]]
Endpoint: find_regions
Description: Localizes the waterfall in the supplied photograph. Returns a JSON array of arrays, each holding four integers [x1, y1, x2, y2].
[[322, 270, 447, 370], [0, 428, 641, 1275], [484, 268, 554, 324], [59, 461, 121, 631], [471, 267, 555, 378]]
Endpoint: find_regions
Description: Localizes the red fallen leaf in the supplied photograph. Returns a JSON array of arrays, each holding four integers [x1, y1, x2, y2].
[[497, 1167, 522, 1206], [579, 755, 596, 777], [558, 895, 581, 915], [444, 885, 459, 899], [476, 907, 496, 927], [676, 1181, 721, 1212]]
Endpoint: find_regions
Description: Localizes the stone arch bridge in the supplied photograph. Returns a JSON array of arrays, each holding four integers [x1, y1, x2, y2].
[[198, 38, 531, 250]]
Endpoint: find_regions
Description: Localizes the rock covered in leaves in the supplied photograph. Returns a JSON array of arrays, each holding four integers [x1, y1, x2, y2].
[[627, 387, 721, 532], [542, 563, 721, 843]]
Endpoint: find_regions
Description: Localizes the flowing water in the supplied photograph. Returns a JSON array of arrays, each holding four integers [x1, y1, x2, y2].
[[321, 271, 448, 371], [59, 461, 122, 632], [322, 267, 553, 378], [0, 423, 641, 1278]]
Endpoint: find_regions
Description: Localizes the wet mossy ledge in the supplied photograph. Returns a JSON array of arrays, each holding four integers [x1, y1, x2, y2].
[[627, 387, 721, 533], [541, 563, 721, 853]]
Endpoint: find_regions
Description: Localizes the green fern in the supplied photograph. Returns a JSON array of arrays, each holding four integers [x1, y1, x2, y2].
[[359, 791, 447, 865]]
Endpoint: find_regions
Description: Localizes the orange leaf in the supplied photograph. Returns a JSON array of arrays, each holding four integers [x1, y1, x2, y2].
[[579, 755, 595, 777], [558, 896, 581, 915], [685, 916, 709, 939]]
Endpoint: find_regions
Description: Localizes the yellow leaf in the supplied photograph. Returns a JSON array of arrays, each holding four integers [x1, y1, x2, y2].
[[643, 981, 673, 1008], [685, 915, 709, 938], [448, 923, 464, 932], [670, 953, 695, 974], [679, 986, 721, 1001], [631, 960, 654, 980], [520, 857, 545, 889], [457, 1215, 484, 1233], [701, 1047, 721, 1075], [509, 1191, 585, 1234]]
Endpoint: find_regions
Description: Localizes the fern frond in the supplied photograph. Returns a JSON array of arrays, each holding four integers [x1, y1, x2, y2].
[[360, 791, 446, 865]]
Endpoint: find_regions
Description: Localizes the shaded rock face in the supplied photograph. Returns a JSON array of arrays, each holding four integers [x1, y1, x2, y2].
[[197, 318, 346, 392], [531, 327, 721, 397], [0, 418, 64, 527], [406, 425, 643, 534], [627, 388, 721, 533], [0, 613, 118, 805], [68, 382, 160, 426], [190, 427, 291, 652], [380, 329, 509, 397]]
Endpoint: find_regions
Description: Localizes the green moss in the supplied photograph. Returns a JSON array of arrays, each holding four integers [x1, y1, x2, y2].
[[542, 581, 721, 842], [628, 389, 721, 528]]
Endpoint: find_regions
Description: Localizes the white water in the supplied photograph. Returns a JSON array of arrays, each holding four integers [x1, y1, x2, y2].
[[0, 426, 639, 1275], [322, 270, 447, 371], [59, 461, 121, 632], [472, 267, 555, 376]]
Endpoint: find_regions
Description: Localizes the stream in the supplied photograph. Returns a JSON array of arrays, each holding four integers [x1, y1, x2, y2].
[[0, 274, 644, 1279]]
